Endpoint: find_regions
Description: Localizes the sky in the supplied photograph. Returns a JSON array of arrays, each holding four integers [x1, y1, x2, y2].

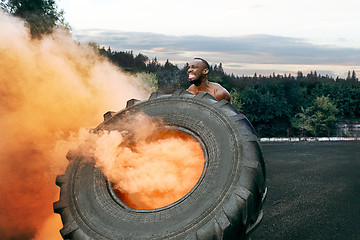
[[56, 0, 360, 78]]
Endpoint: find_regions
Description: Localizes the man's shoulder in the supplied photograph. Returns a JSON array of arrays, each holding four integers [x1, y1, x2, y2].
[[209, 82, 227, 93], [209, 82, 225, 90], [209, 82, 231, 101], [209, 82, 221, 87]]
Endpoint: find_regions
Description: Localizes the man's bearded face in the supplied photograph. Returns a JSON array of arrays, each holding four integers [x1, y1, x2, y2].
[[187, 60, 208, 86]]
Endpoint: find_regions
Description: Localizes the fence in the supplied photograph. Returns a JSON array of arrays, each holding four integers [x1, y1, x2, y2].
[[255, 124, 360, 139]]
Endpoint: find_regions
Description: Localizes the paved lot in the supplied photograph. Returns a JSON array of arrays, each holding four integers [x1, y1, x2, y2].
[[250, 141, 360, 240]]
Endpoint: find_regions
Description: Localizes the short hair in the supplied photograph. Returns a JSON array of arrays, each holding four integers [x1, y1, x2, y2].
[[194, 57, 210, 70]]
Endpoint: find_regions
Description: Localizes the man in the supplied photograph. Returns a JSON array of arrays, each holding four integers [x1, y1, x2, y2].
[[186, 58, 231, 101]]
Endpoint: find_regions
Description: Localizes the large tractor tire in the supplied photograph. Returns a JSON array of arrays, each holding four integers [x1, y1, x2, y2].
[[54, 90, 267, 240]]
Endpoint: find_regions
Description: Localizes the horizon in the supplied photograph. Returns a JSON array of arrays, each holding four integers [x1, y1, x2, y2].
[[98, 46, 358, 80], [57, 0, 360, 79]]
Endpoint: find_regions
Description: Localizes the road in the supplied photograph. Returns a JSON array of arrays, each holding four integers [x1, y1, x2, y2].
[[250, 141, 360, 240]]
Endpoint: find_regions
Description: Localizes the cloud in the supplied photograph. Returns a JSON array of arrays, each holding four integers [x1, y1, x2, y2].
[[72, 29, 360, 77], [73, 29, 360, 65]]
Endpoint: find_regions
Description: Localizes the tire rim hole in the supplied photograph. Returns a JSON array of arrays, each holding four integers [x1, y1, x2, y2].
[[107, 127, 208, 211]]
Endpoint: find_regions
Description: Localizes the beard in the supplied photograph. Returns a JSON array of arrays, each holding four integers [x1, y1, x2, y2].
[[189, 78, 202, 86], [189, 74, 206, 86]]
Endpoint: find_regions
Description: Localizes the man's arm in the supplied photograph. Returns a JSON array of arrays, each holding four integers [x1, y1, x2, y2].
[[216, 89, 231, 102]]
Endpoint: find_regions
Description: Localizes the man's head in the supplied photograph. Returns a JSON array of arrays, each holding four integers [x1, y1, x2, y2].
[[187, 58, 210, 86]]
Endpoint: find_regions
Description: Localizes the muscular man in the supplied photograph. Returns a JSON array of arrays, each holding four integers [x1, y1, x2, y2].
[[186, 58, 231, 101]]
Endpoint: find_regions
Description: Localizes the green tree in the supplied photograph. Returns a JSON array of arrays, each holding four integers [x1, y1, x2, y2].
[[230, 89, 244, 112], [349, 70, 358, 83], [334, 83, 360, 119], [164, 59, 178, 71], [147, 57, 161, 72], [218, 63, 224, 73], [134, 53, 149, 71], [346, 71, 351, 81], [135, 72, 158, 92], [291, 95, 338, 136], [351, 70, 357, 81], [297, 71, 304, 80], [1, 0, 69, 38]]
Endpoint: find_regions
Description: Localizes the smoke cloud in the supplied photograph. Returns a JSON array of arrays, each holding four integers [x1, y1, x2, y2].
[[0, 11, 147, 239], [0, 11, 204, 239], [93, 113, 205, 209]]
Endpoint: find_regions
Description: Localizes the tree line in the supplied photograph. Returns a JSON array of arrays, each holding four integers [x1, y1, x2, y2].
[[100, 47, 360, 137]]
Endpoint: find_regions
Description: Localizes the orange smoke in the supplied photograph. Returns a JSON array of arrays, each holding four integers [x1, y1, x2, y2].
[[0, 11, 147, 239], [92, 114, 205, 209], [0, 10, 204, 240]]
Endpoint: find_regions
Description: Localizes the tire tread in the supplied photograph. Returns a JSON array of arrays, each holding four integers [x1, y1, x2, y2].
[[53, 91, 266, 240]]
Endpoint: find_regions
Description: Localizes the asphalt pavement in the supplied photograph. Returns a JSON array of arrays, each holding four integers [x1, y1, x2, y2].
[[250, 141, 360, 240]]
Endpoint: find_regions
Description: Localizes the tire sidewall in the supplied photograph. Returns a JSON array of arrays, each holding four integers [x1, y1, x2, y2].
[[60, 94, 263, 239]]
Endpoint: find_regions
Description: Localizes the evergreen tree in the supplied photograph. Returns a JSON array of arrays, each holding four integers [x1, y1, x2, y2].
[[346, 71, 351, 81], [164, 59, 178, 71], [218, 63, 224, 73], [134, 53, 148, 71], [351, 70, 357, 82]]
